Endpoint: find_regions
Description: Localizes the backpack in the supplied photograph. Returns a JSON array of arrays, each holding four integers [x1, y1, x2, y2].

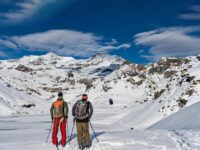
[[75, 100, 89, 120], [53, 100, 64, 117]]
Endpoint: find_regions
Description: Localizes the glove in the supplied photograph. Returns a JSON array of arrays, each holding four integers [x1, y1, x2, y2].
[[87, 114, 91, 120]]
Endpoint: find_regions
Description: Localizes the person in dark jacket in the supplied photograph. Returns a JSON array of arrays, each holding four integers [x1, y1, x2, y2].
[[109, 98, 113, 105], [50, 92, 68, 147], [72, 94, 93, 149]]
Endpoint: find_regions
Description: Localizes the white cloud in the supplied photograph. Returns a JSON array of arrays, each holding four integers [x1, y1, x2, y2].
[[0, 0, 64, 23], [0, 29, 130, 57], [0, 39, 18, 49], [104, 39, 118, 45], [134, 26, 200, 61], [99, 43, 131, 51], [179, 5, 200, 20], [0, 0, 44, 23], [138, 49, 144, 53]]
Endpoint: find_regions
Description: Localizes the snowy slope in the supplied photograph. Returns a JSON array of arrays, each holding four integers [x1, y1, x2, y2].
[[149, 101, 200, 130], [0, 80, 50, 116], [1, 113, 200, 150]]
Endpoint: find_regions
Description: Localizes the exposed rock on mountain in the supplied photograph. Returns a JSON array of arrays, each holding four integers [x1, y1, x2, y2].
[[15, 65, 33, 72]]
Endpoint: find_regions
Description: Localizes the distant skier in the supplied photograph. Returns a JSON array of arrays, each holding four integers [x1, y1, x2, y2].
[[72, 94, 93, 149], [109, 98, 113, 105], [50, 92, 68, 148]]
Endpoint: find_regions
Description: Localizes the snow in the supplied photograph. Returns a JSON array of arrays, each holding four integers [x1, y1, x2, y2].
[[149, 101, 200, 130], [1, 112, 200, 150], [1, 94, 200, 150], [0, 80, 50, 116], [1, 53, 200, 149]]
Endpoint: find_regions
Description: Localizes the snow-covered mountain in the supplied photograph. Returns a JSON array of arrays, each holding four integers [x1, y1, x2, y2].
[[149, 101, 200, 130], [1, 52, 200, 129]]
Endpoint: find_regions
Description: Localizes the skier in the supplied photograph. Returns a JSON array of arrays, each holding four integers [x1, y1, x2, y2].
[[72, 94, 93, 149], [50, 92, 68, 148], [109, 98, 113, 105]]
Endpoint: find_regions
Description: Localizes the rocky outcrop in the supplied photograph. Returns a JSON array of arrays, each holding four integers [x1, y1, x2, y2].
[[86, 84, 93, 91], [136, 64, 146, 71], [68, 72, 74, 78], [164, 70, 177, 78], [27, 88, 41, 95], [136, 80, 144, 86], [154, 89, 165, 99], [126, 77, 135, 85], [126, 71, 139, 77], [102, 84, 112, 92], [149, 58, 184, 74], [177, 98, 187, 108], [196, 56, 200, 61], [186, 89, 195, 96], [122, 60, 132, 65], [42, 87, 63, 93], [79, 78, 93, 85], [158, 58, 183, 66], [186, 76, 195, 82], [21, 104, 36, 108], [15, 65, 33, 72], [67, 79, 75, 85]]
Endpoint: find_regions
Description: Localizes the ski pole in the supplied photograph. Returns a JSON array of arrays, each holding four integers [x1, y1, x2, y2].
[[46, 121, 53, 143], [89, 121, 99, 143], [67, 118, 69, 140], [68, 120, 75, 144]]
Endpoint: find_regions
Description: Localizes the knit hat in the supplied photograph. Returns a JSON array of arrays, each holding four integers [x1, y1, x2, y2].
[[58, 92, 63, 99], [82, 94, 88, 100]]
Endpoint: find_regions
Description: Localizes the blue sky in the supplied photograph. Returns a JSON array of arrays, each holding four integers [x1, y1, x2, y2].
[[0, 0, 200, 63]]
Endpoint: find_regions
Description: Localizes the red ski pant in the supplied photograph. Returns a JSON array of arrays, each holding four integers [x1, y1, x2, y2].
[[52, 117, 67, 146]]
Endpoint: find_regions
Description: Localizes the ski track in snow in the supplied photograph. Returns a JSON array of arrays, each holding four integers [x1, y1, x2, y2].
[[169, 130, 191, 150]]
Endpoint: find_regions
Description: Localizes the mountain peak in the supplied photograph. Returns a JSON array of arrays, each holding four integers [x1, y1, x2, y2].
[[43, 52, 60, 59], [90, 52, 106, 59], [87, 52, 125, 66]]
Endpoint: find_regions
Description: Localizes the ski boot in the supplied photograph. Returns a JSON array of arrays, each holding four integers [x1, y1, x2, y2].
[[85, 144, 91, 149], [79, 145, 85, 150]]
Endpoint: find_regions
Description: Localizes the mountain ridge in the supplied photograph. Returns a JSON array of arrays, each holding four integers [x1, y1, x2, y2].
[[0, 52, 200, 129]]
